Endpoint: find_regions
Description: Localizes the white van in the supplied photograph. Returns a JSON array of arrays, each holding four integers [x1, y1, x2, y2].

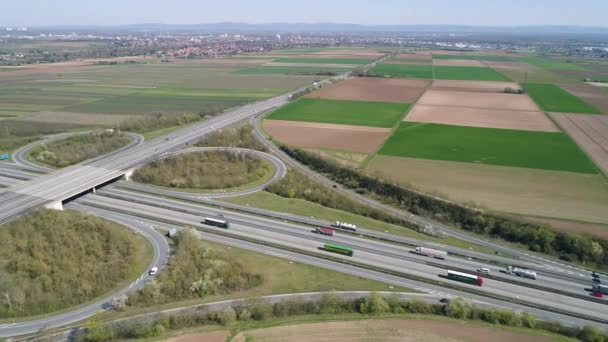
[[148, 267, 158, 275]]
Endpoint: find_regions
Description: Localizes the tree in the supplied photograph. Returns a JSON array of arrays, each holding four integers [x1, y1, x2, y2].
[[578, 325, 605, 342]]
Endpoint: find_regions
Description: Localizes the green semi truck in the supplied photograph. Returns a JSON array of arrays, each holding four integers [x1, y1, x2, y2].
[[322, 243, 353, 257]]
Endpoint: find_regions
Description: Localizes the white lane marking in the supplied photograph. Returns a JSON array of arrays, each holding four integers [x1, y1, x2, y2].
[[0, 323, 16, 329]]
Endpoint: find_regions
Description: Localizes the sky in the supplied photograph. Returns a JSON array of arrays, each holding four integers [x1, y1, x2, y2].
[[3, 0, 608, 27]]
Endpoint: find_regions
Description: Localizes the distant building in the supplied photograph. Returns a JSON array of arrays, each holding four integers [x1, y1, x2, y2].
[[276, 34, 281, 41]]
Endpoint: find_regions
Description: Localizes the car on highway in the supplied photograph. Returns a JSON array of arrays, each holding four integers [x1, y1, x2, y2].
[[148, 267, 158, 275], [477, 267, 490, 274]]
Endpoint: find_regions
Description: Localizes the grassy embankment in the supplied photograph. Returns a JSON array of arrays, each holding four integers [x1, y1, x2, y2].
[[131, 150, 274, 193], [28, 131, 132, 168], [0, 209, 150, 319]]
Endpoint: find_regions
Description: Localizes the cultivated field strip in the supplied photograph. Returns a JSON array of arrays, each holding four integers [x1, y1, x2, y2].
[[550, 112, 608, 175]]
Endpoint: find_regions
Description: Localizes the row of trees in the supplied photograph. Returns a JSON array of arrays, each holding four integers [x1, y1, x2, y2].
[[116, 112, 200, 133], [29, 131, 131, 168], [280, 145, 608, 268], [83, 293, 607, 342], [0, 210, 143, 318], [126, 230, 262, 308], [266, 169, 419, 230], [132, 150, 272, 190]]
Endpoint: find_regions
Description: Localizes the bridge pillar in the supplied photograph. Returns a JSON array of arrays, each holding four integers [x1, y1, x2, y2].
[[45, 201, 64, 211], [124, 169, 135, 182]]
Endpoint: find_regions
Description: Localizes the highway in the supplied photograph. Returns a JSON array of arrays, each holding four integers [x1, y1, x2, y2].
[[0, 203, 169, 338], [75, 192, 608, 322], [65, 201, 608, 330]]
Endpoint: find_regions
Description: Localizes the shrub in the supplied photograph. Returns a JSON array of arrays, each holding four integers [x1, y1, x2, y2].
[[578, 325, 605, 342], [237, 307, 252, 321], [445, 298, 473, 319], [359, 292, 389, 315], [521, 311, 537, 329], [402, 299, 432, 314], [319, 292, 341, 314], [246, 299, 273, 321], [216, 307, 237, 326]]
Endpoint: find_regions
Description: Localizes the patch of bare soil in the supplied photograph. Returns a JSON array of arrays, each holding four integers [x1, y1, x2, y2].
[[432, 59, 486, 67], [263, 120, 391, 153], [233, 319, 557, 342], [417, 90, 540, 111], [306, 77, 430, 103], [550, 112, 608, 175], [404, 105, 558, 132], [263, 62, 358, 68], [559, 83, 608, 114], [165, 330, 228, 342], [430, 80, 522, 93]]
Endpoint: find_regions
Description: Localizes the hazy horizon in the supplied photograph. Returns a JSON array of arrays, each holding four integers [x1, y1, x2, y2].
[[3, 0, 608, 27]]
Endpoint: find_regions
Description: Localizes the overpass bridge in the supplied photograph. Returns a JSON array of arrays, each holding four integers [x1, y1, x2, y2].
[[0, 94, 289, 224]]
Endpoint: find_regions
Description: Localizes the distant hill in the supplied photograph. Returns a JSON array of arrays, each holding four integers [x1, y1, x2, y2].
[[27, 22, 608, 35]]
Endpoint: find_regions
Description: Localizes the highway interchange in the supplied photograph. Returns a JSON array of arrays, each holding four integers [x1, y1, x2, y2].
[[0, 59, 607, 337]]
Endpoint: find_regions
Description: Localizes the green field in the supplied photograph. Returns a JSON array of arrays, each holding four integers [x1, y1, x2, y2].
[[433, 66, 511, 81], [273, 58, 370, 65], [432, 54, 514, 61], [370, 63, 433, 78], [266, 98, 409, 128], [514, 57, 589, 71], [523, 83, 600, 113], [236, 66, 351, 75], [378, 122, 597, 173]]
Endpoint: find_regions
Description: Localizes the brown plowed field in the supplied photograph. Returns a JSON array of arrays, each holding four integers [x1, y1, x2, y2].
[[232, 319, 557, 342], [550, 112, 608, 175], [432, 59, 486, 67], [417, 90, 540, 111], [559, 83, 608, 114], [386, 60, 433, 65], [263, 120, 391, 153], [166, 331, 228, 342], [311, 49, 384, 57], [404, 105, 558, 132], [430, 80, 522, 93], [366, 155, 608, 226], [263, 62, 359, 68], [305, 77, 430, 103], [396, 52, 432, 59]]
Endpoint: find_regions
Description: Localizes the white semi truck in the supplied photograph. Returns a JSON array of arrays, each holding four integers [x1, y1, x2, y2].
[[414, 247, 448, 260], [505, 266, 537, 280]]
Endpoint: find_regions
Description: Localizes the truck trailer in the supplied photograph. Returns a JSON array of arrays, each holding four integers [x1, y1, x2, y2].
[[322, 243, 353, 257], [316, 227, 335, 236], [447, 270, 483, 286], [332, 221, 357, 231], [505, 266, 537, 280], [414, 247, 447, 260], [201, 217, 230, 229]]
